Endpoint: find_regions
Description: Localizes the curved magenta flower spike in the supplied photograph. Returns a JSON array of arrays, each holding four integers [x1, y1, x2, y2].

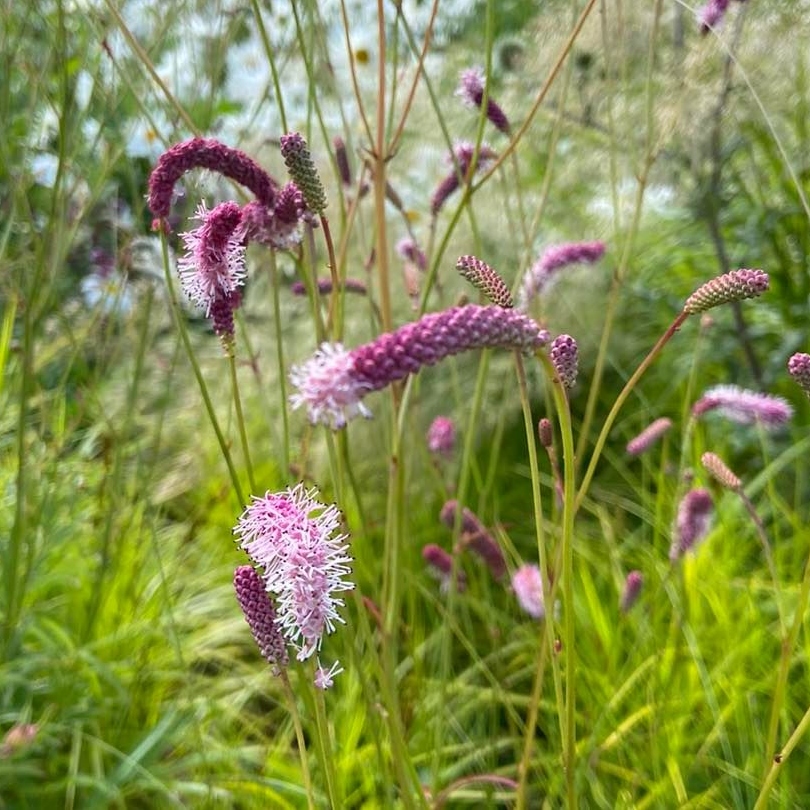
[[456, 255, 513, 308], [440, 500, 506, 581], [456, 66, 511, 134], [148, 137, 277, 223], [701, 452, 742, 492], [692, 384, 792, 428], [626, 417, 673, 457], [518, 240, 606, 308], [233, 565, 289, 670], [290, 304, 548, 429], [512, 564, 545, 619], [670, 488, 713, 561], [788, 352, 810, 399], [233, 484, 354, 662], [431, 142, 497, 215], [427, 416, 456, 457], [683, 268, 769, 315], [241, 182, 307, 250], [422, 543, 467, 592]]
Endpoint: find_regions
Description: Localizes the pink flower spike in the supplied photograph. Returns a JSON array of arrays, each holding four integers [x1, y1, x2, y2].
[[692, 384, 793, 428], [512, 564, 545, 619], [427, 416, 456, 456], [290, 304, 548, 429], [670, 489, 713, 561], [456, 66, 511, 134], [550, 334, 579, 389], [422, 544, 467, 592], [314, 660, 344, 690], [431, 142, 498, 215], [233, 485, 354, 661], [518, 241, 605, 307], [177, 201, 246, 318], [440, 500, 506, 581], [683, 268, 769, 314], [788, 352, 810, 398], [626, 417, 673, 456], [620, 571, 643, 613], [233, 565, 289, 670], [698, 0, 731, 32], [396, 237, 428, 272]]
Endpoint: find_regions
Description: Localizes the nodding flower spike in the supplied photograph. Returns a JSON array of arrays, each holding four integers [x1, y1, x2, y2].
[[233, 565, 289, 671], [456, 67, 511, 134], [626, 417, 673, 457], [683, 269, 769, 315], [670, 489, 713, 562], [456, 255, 513, 308]]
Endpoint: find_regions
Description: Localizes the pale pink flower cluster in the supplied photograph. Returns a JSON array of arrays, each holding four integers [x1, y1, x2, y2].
[[511, 564, 545, 619], [427, 416, 456, 456], [233, 485, 353, 676], [692, 385, 792, 428], [626, 417, 673, 456], [670, 489, 713, 561], [518, 241, 606, 308]]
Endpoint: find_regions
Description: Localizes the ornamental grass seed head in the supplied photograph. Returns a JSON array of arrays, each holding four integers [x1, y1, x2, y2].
[[626, 417, 673, 456], [692, 384, 792, 428], [683, 268, 769, 315], [233, 485, 354, 663], [512, 564, 545, 619], [670, 488, 713, 561], [290, 304, 548, 429]]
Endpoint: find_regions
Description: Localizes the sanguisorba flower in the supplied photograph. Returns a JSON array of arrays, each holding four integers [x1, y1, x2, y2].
[[788, 352, 810, 399], [670, 488, 713, 561], [440, 500, 506, 580], [620, 571, 643, 613], [427, 416, 456, 456], [431, 142, 498, 215], [682, 268, 769, 315], [290, 304, 548, 429], [549, 334, 579, 389], [234, 485, 353, 663], [692, 384, 793, 428], [456, 255, 513, 308], [512, 564, 545, 619], [233, 564, 289, 671], [422, 544, 467, 593], [626, 417, 673, 457], [518, 240, 606, 308], [456, 66, 511, 134]]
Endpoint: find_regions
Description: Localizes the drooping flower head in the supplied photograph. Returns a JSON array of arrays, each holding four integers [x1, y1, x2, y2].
[[456, 66, 511, 134], [440, 500, 506, 581], [670, 488, 713, 561], [456, 255, 513, 308], [788, 352, 810, 399], [431, 142, 498, 215], [233, 564, 289, 671], [427, 416, 457, 457], [683, 268, 769, 315], [233, 485, 354, 662], [692, 384, 793, 428], [177, 201, 246, 338], [422, 544, 467, 593], [626, 417, 673, 457], [512, 564, 545, 619], [701, 452, 742, 492], [241, 183, 306, 250], [290, 304, 549, 429], [396, 237, 428, 272], [518, 240, 606, 308], [549, 334, 579, 390]]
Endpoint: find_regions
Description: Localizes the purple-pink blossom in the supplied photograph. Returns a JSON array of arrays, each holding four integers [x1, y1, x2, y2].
[[290, 304, 548, 428], [620, 571, 643, 613], [683, 269, 769, 314], [626, 417, 673, 456], [518, 241, 606, 307], [440, 500, 506, 581], [314, 660, 343, 690], [427, 416, 456, 456], [692, 384, 793, 428], [670, 489, 713, 561], [233, 484, 354, 662], [549, 334, 579, 389], [788, 352, 810, 398], [431, 142, 498, 215], [422, 544, 467, 592], [233, 564, 289, 670], [512, 564, 545, 619], [396, 237, 427, 272], [456, 67, 511, 134]]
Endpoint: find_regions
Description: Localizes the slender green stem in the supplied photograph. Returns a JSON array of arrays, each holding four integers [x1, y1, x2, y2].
[[267, 251, 291, 476], [756, 700, 810, 809], [279, 671, 315, 810], [229, 353, 256, 494], [249, 0, 287, 133], [311, 673, 341, 808]]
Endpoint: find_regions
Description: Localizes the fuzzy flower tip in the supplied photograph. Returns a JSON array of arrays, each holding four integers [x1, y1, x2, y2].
[[620, 571, 643, 613], [670, 489, 713, 561], [422, 544, 467, 593], [456, 67, 511, 134], [456, 255, 513, 308], [280, 132, 327, 215], [148, 137, 277, 222], [314, 660, 343, 690], [512, 564, 545, 619], [683, 269, 769, 315], [233, 485, 353, 662], [692, 384, 793, 428], [440, 500, 506, 580], [427, 416, 456, 456], [431, 142, 497, 215], [234, 565, 289, 670], [788, 352, 810, 399], [177, 201, 246, 333], [290, 304, 548, 429], [518, 240, 605, 308], [626, 417, 673, 456], [550, 334, 578, 389]]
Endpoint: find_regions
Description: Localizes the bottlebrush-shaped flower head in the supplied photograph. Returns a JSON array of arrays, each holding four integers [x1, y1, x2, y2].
[[290, 304, 549, 429], [456, 66, 511, 134], [620, 571, 643, 613], [670, 488, 713, 561], [396, 237, 428, 272], [280, 132, 327, 215], [626, 417, 673, 456], [692, 384, 792, 428], [456, 255, 513, 308], [512, 564, 545, 619], [431, 142, 498, 215], [518, 240, 605, 308], [701, 452, 741, 491], [427, 416, 457, 456], [550, 334, 579, 389], [440, 500, 506, 580], [233, 485, 354, 662], [683, 269, 769, 315], [233, 564, 289, 670], [422, 543, 467, 592]]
